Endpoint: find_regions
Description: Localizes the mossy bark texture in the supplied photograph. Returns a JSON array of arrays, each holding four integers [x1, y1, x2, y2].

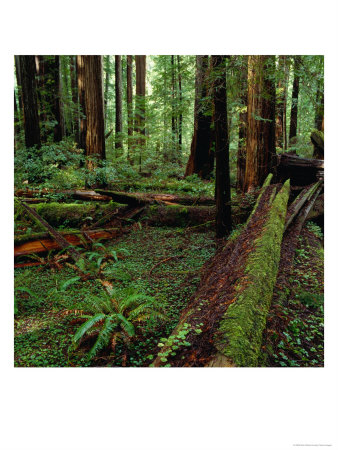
[[213, 180, 290, 367]]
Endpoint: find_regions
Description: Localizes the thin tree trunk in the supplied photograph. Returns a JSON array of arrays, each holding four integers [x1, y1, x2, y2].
[[70, 56, 79, 139], [283, 57, 290, 151], [289, 56, 301, 142], [212, 55, 232, 238], [52, 56, 64, 142], [171, 55, 177, 160], [126, 55, 133, 158], [177, 55, 183, 160], [19, 55, 41, 149], [115, 55, 123, 153], [82, 55, 105, 166], [76, 55, 87, 150], [104, 56, 110, 126], [275, 55, 285, 149], [135, 55, 146, 170], [236, 56, 248, 192]]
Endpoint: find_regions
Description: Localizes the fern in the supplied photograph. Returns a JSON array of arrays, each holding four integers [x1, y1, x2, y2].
[[72, 313, 106, 347], [60, 276, 81, 292]]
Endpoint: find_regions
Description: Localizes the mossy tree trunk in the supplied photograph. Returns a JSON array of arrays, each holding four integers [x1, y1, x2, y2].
[[135, 55, 146, 169]]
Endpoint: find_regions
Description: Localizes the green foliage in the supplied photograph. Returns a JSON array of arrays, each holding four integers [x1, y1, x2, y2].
[[70, 288, 166, 361]]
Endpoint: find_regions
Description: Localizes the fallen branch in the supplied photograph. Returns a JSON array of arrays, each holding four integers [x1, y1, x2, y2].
[[149, 255, 184, 275]]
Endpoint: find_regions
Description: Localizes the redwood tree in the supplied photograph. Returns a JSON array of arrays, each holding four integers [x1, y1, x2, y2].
[[115, 55, 123, 153], [185, 55, 213, 179], [212, 55, 232, 238], [244, 55, 276, 192], [19, 55, 41, 148], [82, 55, 105, 166]]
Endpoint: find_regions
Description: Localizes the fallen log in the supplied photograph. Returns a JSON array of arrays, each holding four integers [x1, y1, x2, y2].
[[17, 200, 82, 262], [276, 153, 324, 186], [15, 228, 121, 258], [95, 189, 215, 206], [15, 189, 112, 202], [15, 201, 122, 228], [153, 177, 291, 367]]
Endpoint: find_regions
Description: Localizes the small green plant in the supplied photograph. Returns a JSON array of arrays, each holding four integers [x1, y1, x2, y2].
[[70, 288, 166, 363]]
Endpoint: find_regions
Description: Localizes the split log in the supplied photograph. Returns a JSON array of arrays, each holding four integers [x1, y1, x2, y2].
[[153, 177, 291, 367], [284, 181, 321, 230], [310, 130, 324, 159], [15, 228, 121, 258]]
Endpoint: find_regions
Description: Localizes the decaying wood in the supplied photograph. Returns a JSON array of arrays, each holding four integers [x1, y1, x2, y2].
[[153, 176, 291, 367], [18, 200, 82, 261], [276, 153, 324, 186], [15, 228, 121, 258], [284, 181, 321, 230], [15, 189, 112, 202]]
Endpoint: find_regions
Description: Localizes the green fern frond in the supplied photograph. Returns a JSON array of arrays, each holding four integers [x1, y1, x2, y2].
[[87, 316, 117, 359], [60, 276, 81, 292], [72, 313, 106, 346], [116, 314, 135, 337]]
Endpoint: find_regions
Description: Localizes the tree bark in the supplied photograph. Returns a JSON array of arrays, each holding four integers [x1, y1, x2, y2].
[[289, 56, 301, 142], [76, 55, 87, 150], [185, 56, 213, 179], [135, 55, 146, 169], [244, 55, 276, 192], [126, 55, 133, 157], [212, 55, 232, 237], [19, 55, 41, 149], [115, 55, 123, 153], [82, 55, 105, 165]]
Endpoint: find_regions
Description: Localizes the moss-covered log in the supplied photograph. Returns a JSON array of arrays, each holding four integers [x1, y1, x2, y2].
[[153, 177, 290, 367], [16, 201, 122, 228]]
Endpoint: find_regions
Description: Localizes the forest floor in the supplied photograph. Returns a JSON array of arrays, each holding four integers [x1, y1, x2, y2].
[[14, 219, 324, 368]]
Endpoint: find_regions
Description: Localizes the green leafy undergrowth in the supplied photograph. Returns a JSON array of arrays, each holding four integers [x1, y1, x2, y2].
[[261, 223, 324, 367], [14, 227, 215, 367]]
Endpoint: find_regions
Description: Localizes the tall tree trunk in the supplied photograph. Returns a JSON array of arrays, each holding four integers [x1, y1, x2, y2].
[[275, 55, 285, 149], [212, 55, 232, 238], [289, 56, 301, 143], [52, 56, 64, 142], [82, 56, 105, 167], [185, 56, 213, 179], [104, 56, 110, 127], [76, 55, 87, 150], [19, 55, 41, 149], [244, 55, 276, 192], [135, 55, 146, 170], [177, 55, 183, 160], [171, 55, 177, 161], [282, 57, 290, 151], [236, 56, 248, 192], [115, 55, 123, 154], [70, 56, 78, 139], [126, 55, 133, 160]]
